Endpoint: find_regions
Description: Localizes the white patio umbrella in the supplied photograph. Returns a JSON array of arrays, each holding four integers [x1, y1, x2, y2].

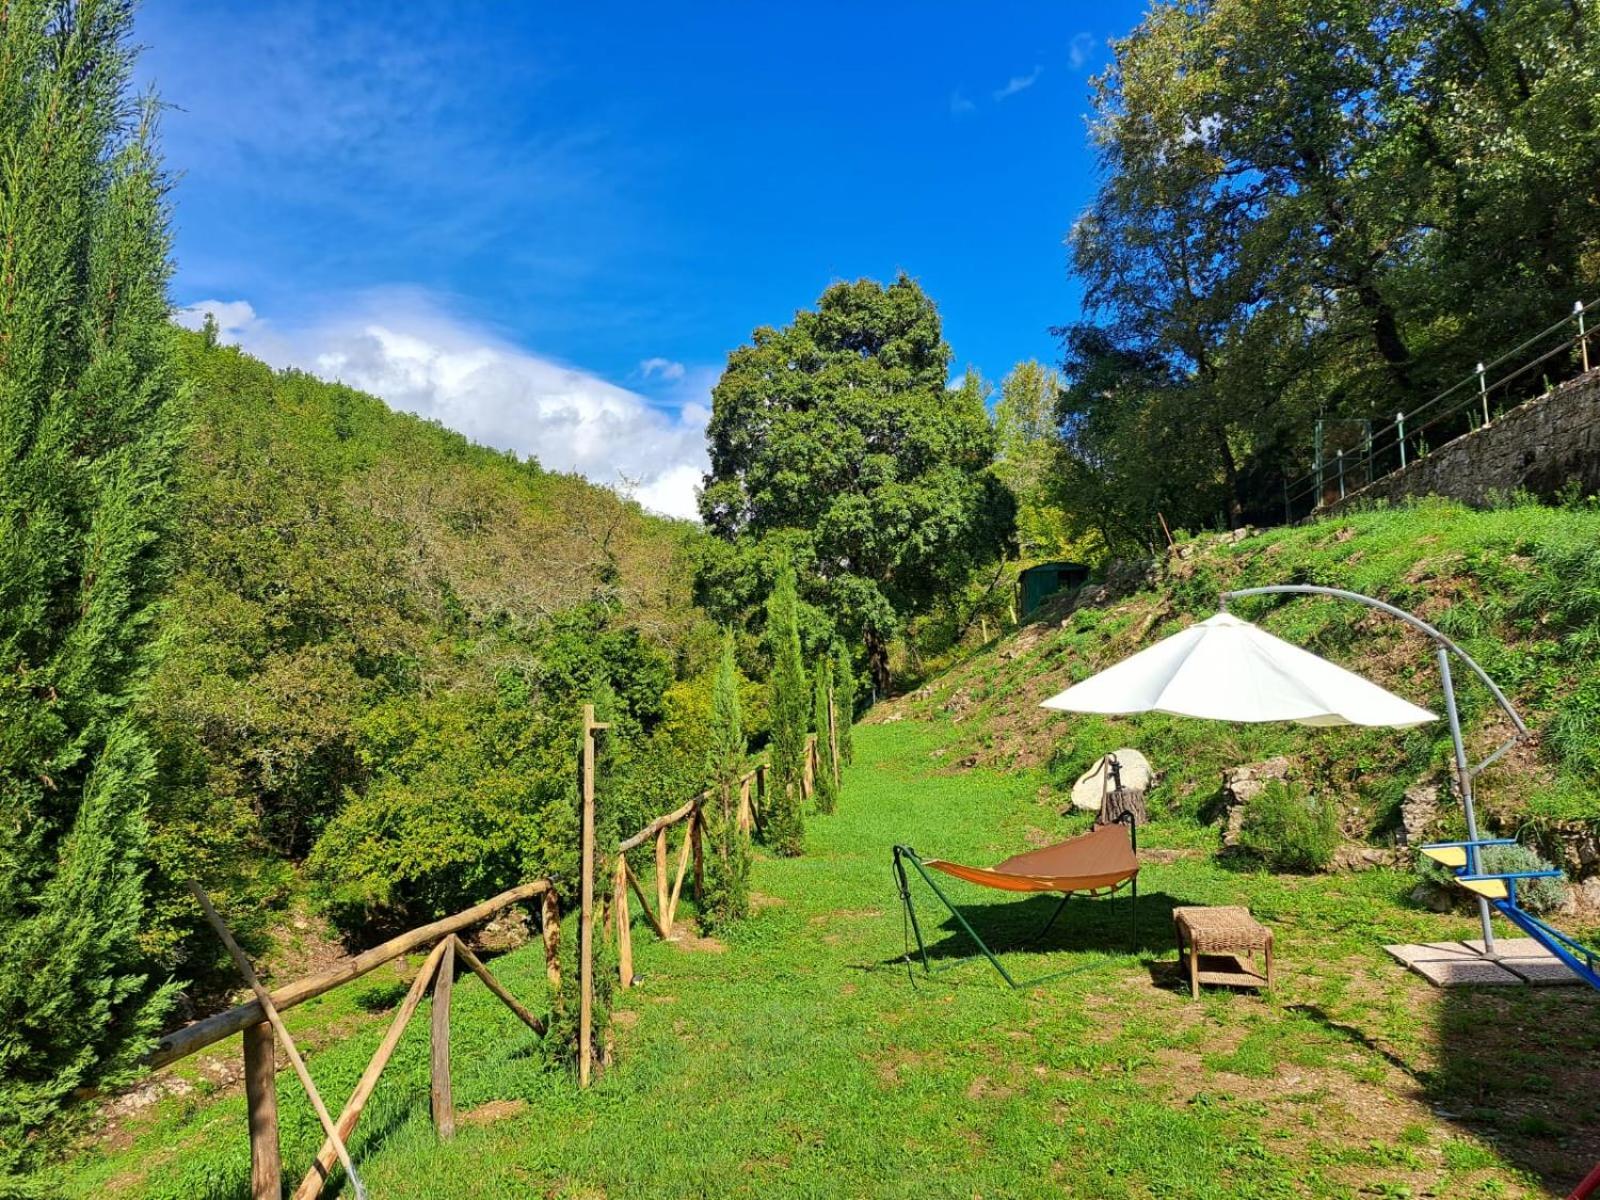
[[1039, 611, 1436, 728]]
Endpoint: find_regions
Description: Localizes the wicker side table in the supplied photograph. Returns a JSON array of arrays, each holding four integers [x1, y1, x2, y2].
[[1173, 906, 1273, 999]]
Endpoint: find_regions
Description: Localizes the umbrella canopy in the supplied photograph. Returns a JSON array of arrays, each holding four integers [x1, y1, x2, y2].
[[1040, 611, 1436, 728]]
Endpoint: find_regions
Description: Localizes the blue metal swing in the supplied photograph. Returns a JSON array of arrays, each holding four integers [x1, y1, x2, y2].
[[1421, 838, 1600, 992]]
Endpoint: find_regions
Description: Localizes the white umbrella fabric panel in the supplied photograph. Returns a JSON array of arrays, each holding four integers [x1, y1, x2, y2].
[[1039, 612, 1436, 729]]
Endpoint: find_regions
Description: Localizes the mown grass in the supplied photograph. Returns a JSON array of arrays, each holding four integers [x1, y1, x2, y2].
[[56, 720, 1599, 1199]]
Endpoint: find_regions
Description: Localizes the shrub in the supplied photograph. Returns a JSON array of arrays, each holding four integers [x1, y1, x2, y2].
[[832, 639, 856, 766], [1235, 780, 1341, 872], [1418, 842, 1569, 915], [811, 651, 838, 814], [306, 685, 567, 935], [701, 632, 751, 931], [764, 561, 808, 855]]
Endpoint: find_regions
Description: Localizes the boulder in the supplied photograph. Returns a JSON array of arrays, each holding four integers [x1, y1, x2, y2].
[[1561, 877, 1600, 916], [1410, 881, 1456, 913], [1070, 749, 1155, 813], [1219, 756, 1294, 847], [1102, 557, 1158, 597], [1543, 820, 1600, 877], [479, 906, 531, 952], [1331, 844, 1397, 872]]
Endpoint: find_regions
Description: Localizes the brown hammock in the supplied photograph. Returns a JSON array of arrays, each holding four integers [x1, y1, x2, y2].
[[922, 821, 1139, 896], [892, 817, 1141, 989]]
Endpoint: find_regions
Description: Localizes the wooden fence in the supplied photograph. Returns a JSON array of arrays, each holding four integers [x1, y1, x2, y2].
[[142, 694, 842, 1197], [610, 719, 836, 989], [150, 880, 561, 1200]]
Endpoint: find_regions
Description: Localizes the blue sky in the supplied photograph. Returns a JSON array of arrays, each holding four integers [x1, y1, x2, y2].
[[138, 2, 1147, 517]]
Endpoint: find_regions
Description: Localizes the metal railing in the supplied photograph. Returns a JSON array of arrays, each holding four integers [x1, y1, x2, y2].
[[1284, 298, 1599, 516]]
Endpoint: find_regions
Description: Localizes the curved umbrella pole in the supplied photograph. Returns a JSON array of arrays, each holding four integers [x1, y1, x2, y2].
[[1220, 584, 1527, 953]]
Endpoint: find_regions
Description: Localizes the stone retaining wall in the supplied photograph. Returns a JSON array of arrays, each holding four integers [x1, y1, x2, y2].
[[1322, 368, 1600, 514]]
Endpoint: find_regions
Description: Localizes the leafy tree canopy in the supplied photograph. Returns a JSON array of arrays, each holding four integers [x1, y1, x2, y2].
[[1064, 0, 1600, 543], [699, 275, 1014, 693]]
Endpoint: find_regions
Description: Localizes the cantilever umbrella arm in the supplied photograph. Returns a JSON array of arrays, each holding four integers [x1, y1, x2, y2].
[[1219, 583, 1528, 950], [1219, 585, 1527, 739]]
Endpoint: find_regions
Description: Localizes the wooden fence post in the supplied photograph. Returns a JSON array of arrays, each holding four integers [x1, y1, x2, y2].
[[243, 1022, 280, 1200], [737, 774, 752, 834], [431, 937, 455, 1139], [614, 856, 633, 988], [654, 827, 670, 927], [691, 803, 704, 902], [577, 703, 607, 1088], [539, 888, 562, 997]]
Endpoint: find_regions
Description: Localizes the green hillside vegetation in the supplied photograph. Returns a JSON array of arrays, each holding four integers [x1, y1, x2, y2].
[[141, 331, 725, 989], [14, 0, 1600, 1189], [881, 499, 1600, 863]]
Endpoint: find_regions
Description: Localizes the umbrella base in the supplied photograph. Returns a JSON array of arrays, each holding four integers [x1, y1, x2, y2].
[[1385, 938, 1583, 986]]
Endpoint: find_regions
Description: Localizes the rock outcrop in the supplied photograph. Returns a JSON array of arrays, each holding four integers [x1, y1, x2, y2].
[[1219, 757, 1295, 847]]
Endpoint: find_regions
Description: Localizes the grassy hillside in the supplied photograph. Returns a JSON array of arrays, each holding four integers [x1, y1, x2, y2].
[[878, 499, 1600, 873], [59, 720, 1598, 1198], [141, 332, 717, 990]]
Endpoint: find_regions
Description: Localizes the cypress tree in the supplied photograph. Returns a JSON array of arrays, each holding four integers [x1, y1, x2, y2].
[[0, 1, 180, 1167], [832, 638, 856, 766], [700, 631, 749, 930], [764, 561, 807, 856], [810, 651, 837, 814]]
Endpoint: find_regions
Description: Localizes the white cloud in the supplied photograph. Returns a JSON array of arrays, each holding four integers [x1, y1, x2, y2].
[[633, 463, 704, 517], [639, 356, 686, 382], [949, 90, 976, 116], [993, 67, 1042, 102], [1068, 32, 1099, 71], [176, 293, 709, 522], [180, 298, 260, 339]]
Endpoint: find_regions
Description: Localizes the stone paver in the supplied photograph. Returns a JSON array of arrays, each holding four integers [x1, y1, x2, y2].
[[1385, 941, 1479, 967], [1407, 957, 1524, 986], [1384, 938, 1581, 987]]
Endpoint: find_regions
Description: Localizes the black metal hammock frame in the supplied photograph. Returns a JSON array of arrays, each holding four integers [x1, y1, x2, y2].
[[892, 812, 1139, 990]]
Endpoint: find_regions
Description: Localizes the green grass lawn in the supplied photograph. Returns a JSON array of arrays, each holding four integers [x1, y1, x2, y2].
[[57, 721, 1599, 1199]]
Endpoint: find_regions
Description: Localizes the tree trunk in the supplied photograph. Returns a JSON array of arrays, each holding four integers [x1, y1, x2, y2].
[[864, 627, 891, 699], [1355, 281, 1413, 392], [1215, 426, 1243, 528]]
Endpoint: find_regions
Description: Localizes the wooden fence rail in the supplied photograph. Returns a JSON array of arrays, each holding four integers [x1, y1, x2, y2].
[[152, 880, 561, 1200], [149, 880, 557, 1069], [611, 733, 827, 988], [138, 693, 844, 1195]]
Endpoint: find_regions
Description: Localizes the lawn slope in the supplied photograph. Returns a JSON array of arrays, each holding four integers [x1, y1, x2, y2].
[[885, 500, 1600, 866], [61, 720, 1597, 1198]]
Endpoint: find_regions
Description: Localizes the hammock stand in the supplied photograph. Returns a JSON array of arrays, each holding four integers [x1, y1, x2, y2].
[[892, 813, 1139, 989]]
